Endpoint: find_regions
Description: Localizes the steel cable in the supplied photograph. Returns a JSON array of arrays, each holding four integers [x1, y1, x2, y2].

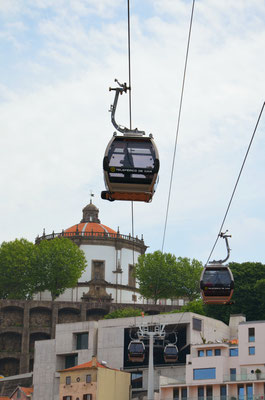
[[205, 101, 265, 265], [161, 0, 196, 252]]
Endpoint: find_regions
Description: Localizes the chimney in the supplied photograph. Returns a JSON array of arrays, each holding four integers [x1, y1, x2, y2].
[[229, 314, 246, 339], [92, 355, 97, 368]]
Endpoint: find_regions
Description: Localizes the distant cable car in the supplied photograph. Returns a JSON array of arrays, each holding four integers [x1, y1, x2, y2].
[[201, 232, 234, 305], [128, 340, 145, 362], [101, 80, 159, 202], [164, 343, 178, 363]]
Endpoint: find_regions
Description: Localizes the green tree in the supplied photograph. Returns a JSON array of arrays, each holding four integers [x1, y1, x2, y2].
[[104, 307, 144, 319], [35, 237, 87, 300], [175, 257, 203, 301], [134, 251, 203, 304], [135, 251, 178, 304], [0, 238, 36, 299], [229, 262, 265, 320], [0, 237, 87, 301], [170, 299, 206, 316]]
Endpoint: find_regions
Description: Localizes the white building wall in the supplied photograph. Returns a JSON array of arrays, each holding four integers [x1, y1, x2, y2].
[[239, 321, 265, 366], [80, 244, 116, 282], [120, 247, 140, 287], [186, 345, 228, 384], [79, 243, 141, 285]]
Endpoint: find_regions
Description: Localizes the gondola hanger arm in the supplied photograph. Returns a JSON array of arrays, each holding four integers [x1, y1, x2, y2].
[[209, 231, 231, 265], [109, 79, 145, 136]]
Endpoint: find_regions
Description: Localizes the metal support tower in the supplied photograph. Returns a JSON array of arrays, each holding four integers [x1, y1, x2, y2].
[[138, 324, 165, 400]]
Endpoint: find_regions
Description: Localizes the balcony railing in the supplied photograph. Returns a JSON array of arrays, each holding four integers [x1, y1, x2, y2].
[[160, 396, 264, 400], [224, 374, 265, 382], [35, 230, 144, 244]]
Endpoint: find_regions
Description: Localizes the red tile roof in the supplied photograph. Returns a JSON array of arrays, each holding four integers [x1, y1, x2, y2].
[[62, 359, 108, 372], [64, 222, 116, 235], [0, 396, 10, 399], [21, 387, 33, 396]]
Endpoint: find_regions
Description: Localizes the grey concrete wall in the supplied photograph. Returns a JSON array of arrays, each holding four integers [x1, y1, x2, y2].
[[33, 339, 57, 400], [32, 312, 231, 400]]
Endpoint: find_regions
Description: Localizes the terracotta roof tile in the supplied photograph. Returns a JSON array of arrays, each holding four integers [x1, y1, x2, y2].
[[65, 222, 116, 235], [21, 387, 33, 395], [62, 359, 108, 372]]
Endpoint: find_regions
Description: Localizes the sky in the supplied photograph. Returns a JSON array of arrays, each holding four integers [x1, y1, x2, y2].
[[0, 0, 265, 265]]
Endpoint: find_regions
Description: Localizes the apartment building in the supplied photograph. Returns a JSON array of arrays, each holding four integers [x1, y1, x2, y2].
[[160, 317, 265, 400]]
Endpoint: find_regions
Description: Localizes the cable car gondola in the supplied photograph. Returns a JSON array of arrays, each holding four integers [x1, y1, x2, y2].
[[200, 264, 234, 305], [102, 134, 159, 202], [128, 340, 145, 362], [164, 343, 178, 363], [201, 232, 234, 305], [101, 80, 159, 202]]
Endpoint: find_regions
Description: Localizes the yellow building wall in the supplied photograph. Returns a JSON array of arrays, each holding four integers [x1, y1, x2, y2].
[[97, 368, 131, 400], [60, 369, 98, 400]]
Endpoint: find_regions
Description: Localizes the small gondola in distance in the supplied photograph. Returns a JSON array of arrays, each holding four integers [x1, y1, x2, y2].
[[200, 263, 234, 305], [128, 340, 145, 362], [163, 344, 178, 363], [101, 134, 159, 202]]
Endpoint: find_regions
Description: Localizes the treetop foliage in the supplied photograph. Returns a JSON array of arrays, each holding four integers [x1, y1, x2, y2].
[[103, 307, 144, 319], [169, 299, 206, 316], [0, 238, 36, 299], [0, 237, 87, 300], [35, 237, 87, 299], [134, 251, 203, 304]]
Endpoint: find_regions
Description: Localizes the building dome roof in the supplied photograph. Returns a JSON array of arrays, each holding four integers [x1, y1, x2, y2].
[[64, 200, 117, 235], [64, 222, 117, 235], [82, 202, 99, 212], [35, 200, 146, 255]]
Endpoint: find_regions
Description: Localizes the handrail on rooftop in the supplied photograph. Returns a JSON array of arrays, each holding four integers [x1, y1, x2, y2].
[[35, 230, 144, 244]]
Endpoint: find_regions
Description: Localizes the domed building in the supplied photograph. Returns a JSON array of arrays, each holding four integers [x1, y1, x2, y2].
[[35, 201, 147, 305]]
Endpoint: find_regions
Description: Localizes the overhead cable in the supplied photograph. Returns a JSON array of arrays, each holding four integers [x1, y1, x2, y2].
[[206, 101, 265, 265], [161, 0, 196, 252], [126, 0, 136, 270], [127, 0, 132, 130]]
